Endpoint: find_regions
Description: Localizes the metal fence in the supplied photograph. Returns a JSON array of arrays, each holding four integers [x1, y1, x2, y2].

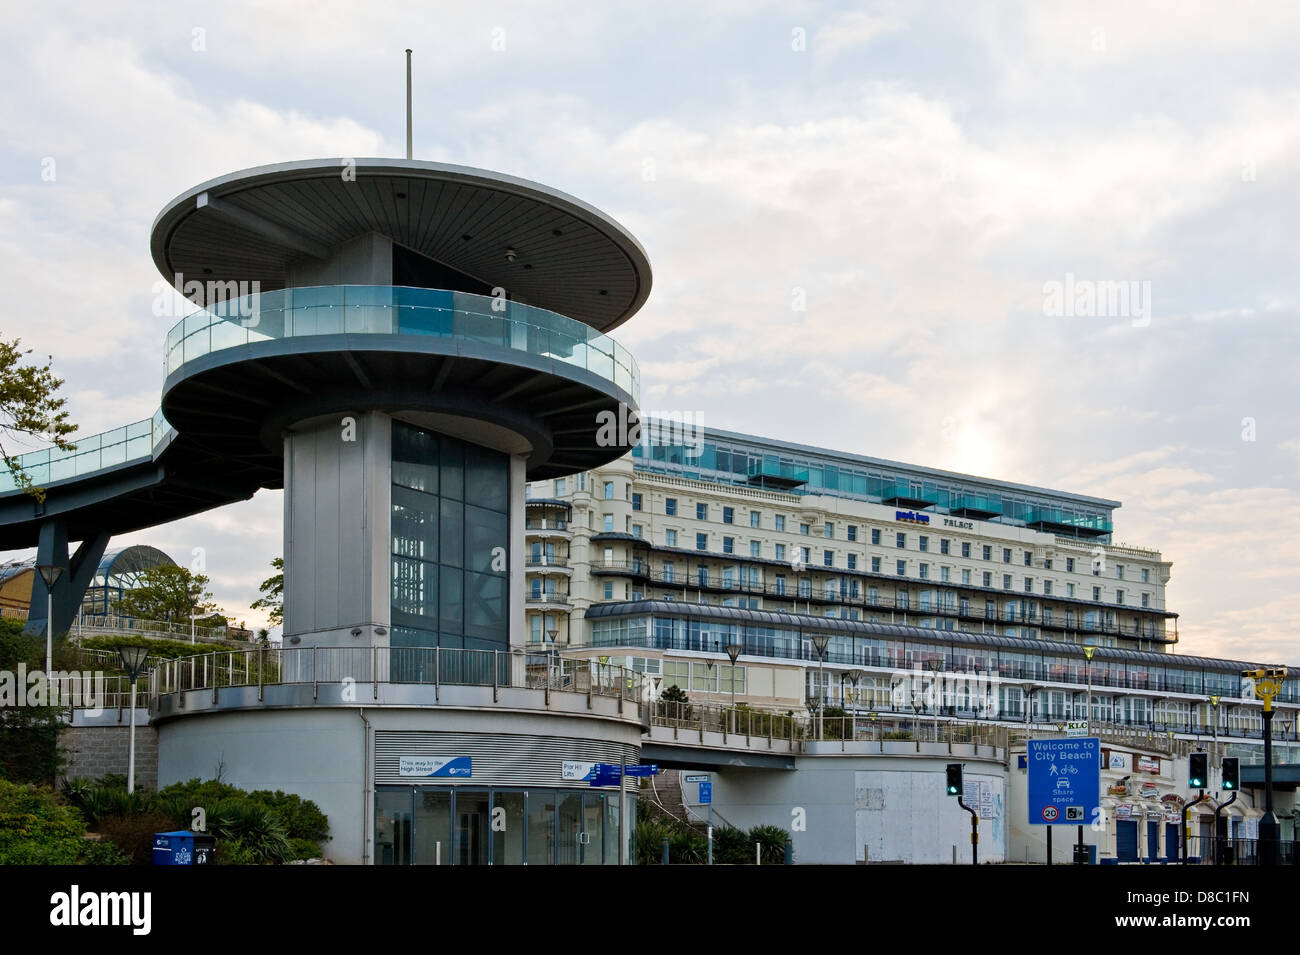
[[1183, 836, 1297, 865], [147, 645, 647, 707]]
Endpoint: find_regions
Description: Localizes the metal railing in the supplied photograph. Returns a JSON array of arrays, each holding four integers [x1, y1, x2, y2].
[[148, 645, 646, 707], [73, 614, 247, 645]]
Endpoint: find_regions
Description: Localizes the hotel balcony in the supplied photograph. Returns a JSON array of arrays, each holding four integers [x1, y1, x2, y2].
[[525, 555, 572, 575], [526, 591, 574, 610], [878, 480, 944, 510]]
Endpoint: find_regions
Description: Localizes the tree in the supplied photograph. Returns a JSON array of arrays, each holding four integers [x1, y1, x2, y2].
[[250, 557, 283, 626], [113, 565, 221, 624], [0, 339, 78, 501]]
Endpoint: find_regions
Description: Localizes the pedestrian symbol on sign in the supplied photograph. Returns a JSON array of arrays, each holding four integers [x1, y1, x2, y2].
[[1042, 806, 1059, 821]]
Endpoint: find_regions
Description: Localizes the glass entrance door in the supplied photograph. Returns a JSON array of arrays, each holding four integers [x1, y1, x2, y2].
[[582, 793, 604, 865], [456, 790, 490, 865], [375, 790, 412, 865], [414, 790, 451, 865]]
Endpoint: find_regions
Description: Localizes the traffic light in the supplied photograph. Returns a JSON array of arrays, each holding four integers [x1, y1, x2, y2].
[[946, 763, 963, 796], [1189, 752, 1208, 789], [1221, 757, 1239, 791]]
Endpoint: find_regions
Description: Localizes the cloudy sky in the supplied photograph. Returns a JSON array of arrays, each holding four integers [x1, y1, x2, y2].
[[1, 1, 1297, 663]]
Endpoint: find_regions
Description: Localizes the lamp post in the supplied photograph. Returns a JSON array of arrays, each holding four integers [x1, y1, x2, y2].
[[1084, 646, 1096, 735], [725, 639, 743, 734], [116, 644, 151, 794], [1244, 668, 1286, 865], [546, 628, 559, 688], [810, 633, 830, 740], [926, 657, 944, 742], [34, 563, 65, 676]]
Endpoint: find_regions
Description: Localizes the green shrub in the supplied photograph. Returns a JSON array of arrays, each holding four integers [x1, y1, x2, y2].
[[208, 801, 292, 864], [96, 810, 176, 864], [0, 706, 64, 785], [248, 790, 330, 843], [0, 779, 126, 864], [712, 825, 750, 864], [748, 824, 792, 864], [288, 837, 322, 860], [78, 635, 229, 661]]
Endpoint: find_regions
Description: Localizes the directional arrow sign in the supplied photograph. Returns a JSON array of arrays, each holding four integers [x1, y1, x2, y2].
[[1028, 737, 1100, 826], [622, 764, 659, 777]]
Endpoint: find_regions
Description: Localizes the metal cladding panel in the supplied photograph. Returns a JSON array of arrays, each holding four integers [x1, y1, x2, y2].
[[374, 730, 637, 787]]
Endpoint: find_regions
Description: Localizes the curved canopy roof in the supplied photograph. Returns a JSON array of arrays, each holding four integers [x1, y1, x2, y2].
[[151, 158, 653, 332], [94, 544, 177, 582]]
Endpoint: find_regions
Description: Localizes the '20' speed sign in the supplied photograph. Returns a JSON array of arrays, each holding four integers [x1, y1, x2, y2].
[[1041, 806, 1059, 821]]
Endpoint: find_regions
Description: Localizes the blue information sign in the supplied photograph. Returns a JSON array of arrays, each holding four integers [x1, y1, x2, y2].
[[623, 764, 659, 777], [698, 781, 712, 805], [1027, 737, 1100, 826]]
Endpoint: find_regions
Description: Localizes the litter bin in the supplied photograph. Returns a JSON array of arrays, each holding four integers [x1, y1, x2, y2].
[[153, 831, 216, 865], [1072, 844, 1096, 865]]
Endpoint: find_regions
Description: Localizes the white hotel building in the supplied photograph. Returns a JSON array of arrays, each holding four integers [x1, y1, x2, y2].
[[526, 421, 1299, 752]]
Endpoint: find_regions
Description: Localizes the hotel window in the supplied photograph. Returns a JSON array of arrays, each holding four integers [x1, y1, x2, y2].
[[603, 514, 614, 532], [961, 569, 971, 585], [1116, 564, 1124, 580], [800, 546, 810, 564], [691, 662, 718, 693], [982, 545, 992, 561], [896, 532, 906, 548], [1141, 592, 1150, 608], [868, 586, 879, 606], [823, 549, 834, 567], [578, 474, 586, 491], [723, 507, 735, 524], [663, 660, 690, 692], [919, 563, 929, 580], [603, 481, 614, 500], [1043, 580, 1053, 596], [872, 556, 882, 573], [632, 492, 642, 511], [919, 536, 929, 552], [695, 532, 708, 550], [1044, 559, 1052, 570], [1002, 574, 1012, 590], [696, 502, 708, 520], [555, 477, 567, 496], [871, 528, 881, 545], [1067, 582, 1075, 598], [985, 599, 995, 618], [1116, 589, 1125, 605], [750, 510, 761, 528], [720, 665, 745, 695], [775, 543, 786, 560], [775, 574, 786, 595], [697, 565, 708, 586], [896, 559, 906, 576], [1024, 551, 1032, 567], [1002, 548, 1012, 564], [662, 562, 675, 583], [1024, 577, 1033, 593], [940, 539, 949, 555], [824, 522, 834, 538], [750, 540, 760, 557], [723, 537, 734, 554], [961, 542, 971, 558], [847, 525, 858, 542], [665, 497, 677, 516], [940, 565, 950, 582], [800, 524, 810, 535], [798, 578, 811, 598], [982, 571, 992, 587], [847, 553, 857, 570], [603, 581, 614, 600], [665, 529, 677, 547], [632, 524, 643, 539], [775, 515, 786, 532], [1092, 586, 1101, 601], [1066, 557, 1075, 572], [1141, 568, 1149, 584]]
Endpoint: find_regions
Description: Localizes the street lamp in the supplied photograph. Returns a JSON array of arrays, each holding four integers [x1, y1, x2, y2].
[[546, 628, 559, 688], [810, 633, 830, 740], [1084, 646, 1096, 735], [1244, 667, 1287, 865], [116, 644, 151, 794], [725, 638, 743, 720], [34, 563, 65, 676], [926, 657, 944, 741]]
